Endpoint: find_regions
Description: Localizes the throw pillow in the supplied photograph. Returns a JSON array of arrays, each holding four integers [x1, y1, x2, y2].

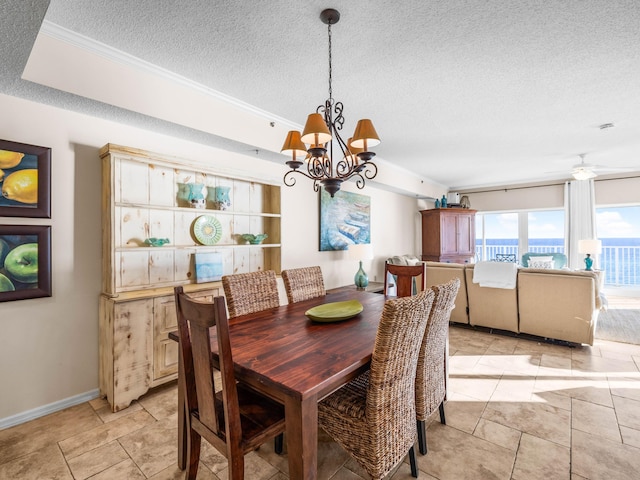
[[529, 259, 554, 269], [527, 255, 553, 267]]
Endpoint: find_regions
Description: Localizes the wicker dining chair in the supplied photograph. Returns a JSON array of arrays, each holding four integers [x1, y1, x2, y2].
[[222, 270, 280, 318], [174, 287, 286, 480], [415, 278, 460, 455], [281, 266, 326, 304], [318, 289, 436, 480], [383, 262, 426, 297]]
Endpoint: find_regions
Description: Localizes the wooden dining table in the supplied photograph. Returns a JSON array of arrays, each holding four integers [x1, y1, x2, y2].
[[170, 286, 390, 480]]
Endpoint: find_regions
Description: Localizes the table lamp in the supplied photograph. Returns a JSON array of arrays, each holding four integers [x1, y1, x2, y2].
[[578, 239, 602, 271], [348, 243, 374, 290]]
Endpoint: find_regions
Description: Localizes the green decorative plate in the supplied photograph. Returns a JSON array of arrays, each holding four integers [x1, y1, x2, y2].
[[192, 215, 223, 245], [305, 300, 364, 323]]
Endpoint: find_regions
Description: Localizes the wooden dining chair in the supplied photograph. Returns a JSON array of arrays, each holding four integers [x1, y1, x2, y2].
[[383, 261, 426, 297], [281, 266, 326, 303], [174, 286, 286, 480], [415, 278, 460, 455], [220, 269, 284, 454], [222, 270, 280, 318], [318, 289, 436, 480]]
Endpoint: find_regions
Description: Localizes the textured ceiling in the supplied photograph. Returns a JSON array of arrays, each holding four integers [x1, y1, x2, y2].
[[4, 0, 640, 191]]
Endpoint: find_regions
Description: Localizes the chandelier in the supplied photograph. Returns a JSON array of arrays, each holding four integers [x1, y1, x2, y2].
[[281, 8, 380, 198]]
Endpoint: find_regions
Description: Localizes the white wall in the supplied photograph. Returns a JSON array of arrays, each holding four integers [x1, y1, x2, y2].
[[0, 93, 420, 423]]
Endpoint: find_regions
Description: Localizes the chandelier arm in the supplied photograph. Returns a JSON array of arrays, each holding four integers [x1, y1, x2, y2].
[[285, 168, 335, 185], [349, 172, 367, 190], [283, 170, 299, 187], [307, 155, 333, 180], [361, 162, 378, 180]]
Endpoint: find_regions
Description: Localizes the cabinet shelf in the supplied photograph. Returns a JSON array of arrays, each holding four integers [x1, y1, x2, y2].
[[114, 202, 281, 217], [116, 243, 282, 251]]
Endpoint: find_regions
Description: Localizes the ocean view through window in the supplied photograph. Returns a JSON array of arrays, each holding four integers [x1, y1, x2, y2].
[[475, 207, 640, 287]]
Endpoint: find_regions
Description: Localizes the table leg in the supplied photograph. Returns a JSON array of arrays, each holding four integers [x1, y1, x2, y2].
[[285, 394, 318, 480], [177, 341, 187, 470]]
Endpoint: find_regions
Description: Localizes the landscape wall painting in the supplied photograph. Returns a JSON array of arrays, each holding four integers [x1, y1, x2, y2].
[[319, 190, 370, 251]]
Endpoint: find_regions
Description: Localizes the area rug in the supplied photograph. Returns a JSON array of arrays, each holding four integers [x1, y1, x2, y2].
[[595, 308, 640, 345]]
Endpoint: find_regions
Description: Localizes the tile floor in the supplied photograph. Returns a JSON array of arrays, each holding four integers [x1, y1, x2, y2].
[[2, 325, 640, 480]]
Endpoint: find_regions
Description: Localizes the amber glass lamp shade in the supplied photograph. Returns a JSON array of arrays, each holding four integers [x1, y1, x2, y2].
[[281, 131, 308, 157], [301, 113, 332, 145], [350, 119, 380, 149]]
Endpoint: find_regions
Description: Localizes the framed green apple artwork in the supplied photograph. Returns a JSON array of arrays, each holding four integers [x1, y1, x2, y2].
[[0, 225, 51, 302]]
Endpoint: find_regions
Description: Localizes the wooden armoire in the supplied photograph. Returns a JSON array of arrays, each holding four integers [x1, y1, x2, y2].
[[420, 208, 477, 264]]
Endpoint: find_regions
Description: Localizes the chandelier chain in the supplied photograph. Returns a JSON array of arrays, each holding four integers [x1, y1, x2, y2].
[[328, 22, 333, 101]]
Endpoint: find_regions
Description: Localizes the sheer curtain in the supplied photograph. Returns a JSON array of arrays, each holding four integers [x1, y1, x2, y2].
[[565, 179, 597, 269]]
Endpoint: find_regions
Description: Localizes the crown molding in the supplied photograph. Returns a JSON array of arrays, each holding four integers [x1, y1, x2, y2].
[[39, 20, 301, 131]]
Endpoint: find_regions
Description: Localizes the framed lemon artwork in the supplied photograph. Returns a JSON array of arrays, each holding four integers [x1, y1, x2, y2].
[[0, 139, 51, 218]]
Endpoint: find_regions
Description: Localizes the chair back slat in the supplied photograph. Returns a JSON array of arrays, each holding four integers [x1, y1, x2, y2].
[[384, 262, 426, 297], [222, 270, 280, 318], [282, 266, 326, 303]]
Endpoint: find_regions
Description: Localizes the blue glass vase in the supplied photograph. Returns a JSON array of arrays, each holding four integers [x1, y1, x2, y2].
[[354, 260, 369, 290]]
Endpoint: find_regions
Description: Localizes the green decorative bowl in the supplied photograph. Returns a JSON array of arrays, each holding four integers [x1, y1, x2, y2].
[[144, 237, 170, 247], [241, 233, 268, 245]]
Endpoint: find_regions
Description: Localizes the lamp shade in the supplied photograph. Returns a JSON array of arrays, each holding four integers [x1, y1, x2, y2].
[[348, 243, 373, 260], [350, 119, 380, 149], [280, 130, 308, 157], [301, 113, 332, 145], [346, 137, 364, 157], [578, 239, 602, 254]]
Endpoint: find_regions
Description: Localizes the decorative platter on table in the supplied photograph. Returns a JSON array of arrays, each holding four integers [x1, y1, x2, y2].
[[192, 215, 223, 245], [305, 300, 364, 323]]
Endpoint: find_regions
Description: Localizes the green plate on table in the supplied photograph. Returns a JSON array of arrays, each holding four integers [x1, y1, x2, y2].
[[305, 300, 364, 323]]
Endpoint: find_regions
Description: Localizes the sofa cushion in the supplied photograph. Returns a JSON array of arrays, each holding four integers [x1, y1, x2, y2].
[[424, 261, 469, 324], [465, 264, 519, 332], [518, 269, 599, 345]]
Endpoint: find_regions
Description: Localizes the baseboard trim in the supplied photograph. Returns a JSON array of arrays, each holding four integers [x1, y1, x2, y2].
[[0, 389, 101, 430]]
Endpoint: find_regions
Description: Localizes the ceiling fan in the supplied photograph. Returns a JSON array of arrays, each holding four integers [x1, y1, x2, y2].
[[552, 153, 634, 181], [571, 154, 597, 180]]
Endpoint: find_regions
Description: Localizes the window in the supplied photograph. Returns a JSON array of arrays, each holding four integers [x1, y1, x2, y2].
[[596, 206, 640, 286], [476, 209, 564, 262], [476, 212, 518, 261], [527, 210, 565, 254]]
